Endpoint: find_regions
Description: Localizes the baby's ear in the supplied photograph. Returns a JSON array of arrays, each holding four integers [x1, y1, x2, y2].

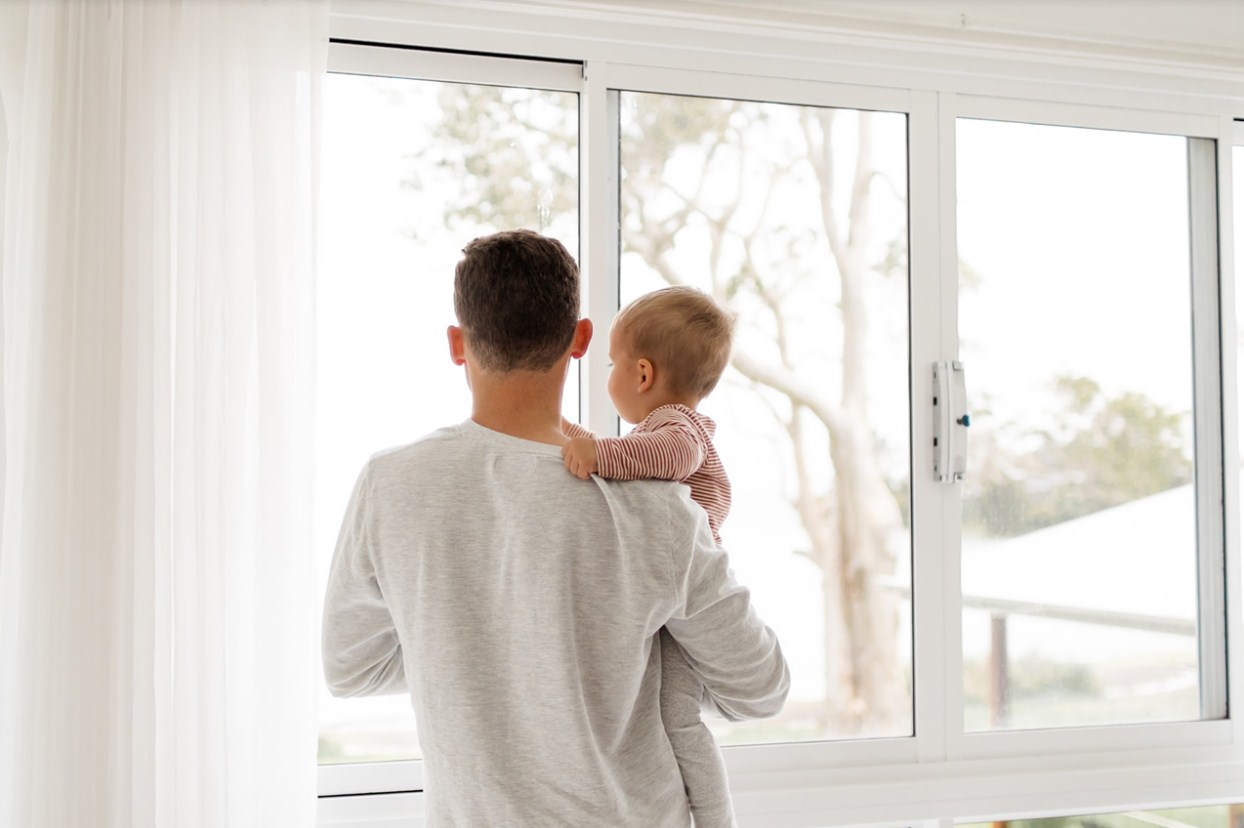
[[637, 358, 655, 391]]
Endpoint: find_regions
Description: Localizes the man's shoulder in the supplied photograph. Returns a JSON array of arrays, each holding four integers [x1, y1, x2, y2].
[[597, 479, 717, 570], [596, 477, 705, 528], [367, 423, 467, 469], [363, 421, 568, 492], [601, 475, 677, 495]]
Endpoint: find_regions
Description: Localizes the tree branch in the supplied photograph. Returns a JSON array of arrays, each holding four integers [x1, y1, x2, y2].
[[730, 349, 845, 435]]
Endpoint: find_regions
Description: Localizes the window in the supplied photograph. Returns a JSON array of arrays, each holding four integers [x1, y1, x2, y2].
[[1236, 125, 1244, 629], [957, 120, 1212, 731], [317, 51, 580, 767], [317, 27, 1243, 828], [617, 91, 912, 743]]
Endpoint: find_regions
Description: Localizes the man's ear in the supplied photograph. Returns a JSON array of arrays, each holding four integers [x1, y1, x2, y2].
[[569, 318, 593, 359], [637, 358, 655, 393], [447, 325, 466, 366]]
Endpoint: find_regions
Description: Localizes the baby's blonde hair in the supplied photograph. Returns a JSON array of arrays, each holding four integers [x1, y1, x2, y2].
[[613, 286, 735, 401]]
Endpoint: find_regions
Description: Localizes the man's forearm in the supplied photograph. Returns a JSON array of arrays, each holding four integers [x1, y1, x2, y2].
[[322, 462, 408, 698], [664, 515, 790, 721]]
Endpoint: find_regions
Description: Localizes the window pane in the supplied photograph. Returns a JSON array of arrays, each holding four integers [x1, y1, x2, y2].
[[619, 92, 912, 742], [1235, 142, 1243, 640], [958, 119, 1200, 730], [318, 72, 578, 763]]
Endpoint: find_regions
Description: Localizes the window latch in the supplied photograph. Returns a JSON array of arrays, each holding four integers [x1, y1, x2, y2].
[[933, 360, 969, 483]]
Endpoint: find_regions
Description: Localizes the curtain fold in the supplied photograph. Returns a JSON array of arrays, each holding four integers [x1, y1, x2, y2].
[[0, 1, 327, 825]]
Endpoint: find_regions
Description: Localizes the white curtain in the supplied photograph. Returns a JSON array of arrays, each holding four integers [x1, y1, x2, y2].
[[0, 1, 327, 826]]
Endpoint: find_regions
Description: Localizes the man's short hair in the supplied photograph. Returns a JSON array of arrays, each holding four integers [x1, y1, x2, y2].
[[614, 286, 735, 400], [454, 230, 580, 372]]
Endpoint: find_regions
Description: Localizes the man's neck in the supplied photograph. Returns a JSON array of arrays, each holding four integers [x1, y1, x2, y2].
[[469, 369, 568, 446]]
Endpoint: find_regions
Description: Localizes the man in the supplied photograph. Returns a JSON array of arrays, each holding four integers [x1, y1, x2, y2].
[[322, 229, 789, 826]]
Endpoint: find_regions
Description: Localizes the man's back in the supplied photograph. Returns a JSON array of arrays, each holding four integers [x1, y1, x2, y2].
[[323, 420, 788, 826]]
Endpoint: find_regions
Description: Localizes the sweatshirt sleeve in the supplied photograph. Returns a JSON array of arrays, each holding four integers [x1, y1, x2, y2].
[[595, 410, 707, 482], [662, 495, 790, 721], [321, 462, 407, 697]]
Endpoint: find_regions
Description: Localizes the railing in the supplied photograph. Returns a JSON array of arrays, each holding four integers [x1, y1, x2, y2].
[[963, 594, 1196, 728]]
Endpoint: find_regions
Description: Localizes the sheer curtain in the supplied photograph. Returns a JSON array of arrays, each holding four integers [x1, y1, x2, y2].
[[0, 1, 327, 826]]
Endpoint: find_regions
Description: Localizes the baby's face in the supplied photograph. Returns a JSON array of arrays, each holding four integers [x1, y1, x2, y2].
[[607, 326, 650, 425]]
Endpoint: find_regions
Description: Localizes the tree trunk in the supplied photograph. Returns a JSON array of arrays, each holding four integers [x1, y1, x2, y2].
[[827, 417, 904, 731], [814, 110, 906, 733]]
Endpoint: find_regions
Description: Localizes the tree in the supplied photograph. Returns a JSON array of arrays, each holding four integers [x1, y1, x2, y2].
[[964, 376, 1193, 537], [427, 87, 910, 735], [419, 85, 577, 237]]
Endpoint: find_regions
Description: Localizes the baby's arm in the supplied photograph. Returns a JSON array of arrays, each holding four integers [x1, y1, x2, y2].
[[594, 411, 708, 482], [562, 417, 595, 440]]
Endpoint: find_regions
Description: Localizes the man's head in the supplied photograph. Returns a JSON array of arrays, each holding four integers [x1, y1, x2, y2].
[[611, 286, 735, 404], [453, 230, 581, 373]]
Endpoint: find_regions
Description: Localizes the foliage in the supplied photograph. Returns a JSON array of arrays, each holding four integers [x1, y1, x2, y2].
[[420, 85, 577, 234], [964, 375, 1192, 537], [963, 655, 1099, 705]]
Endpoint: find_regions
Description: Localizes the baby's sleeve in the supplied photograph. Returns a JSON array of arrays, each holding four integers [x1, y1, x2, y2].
[[563, 420, 596, 440], [594, 410, 707, 482]]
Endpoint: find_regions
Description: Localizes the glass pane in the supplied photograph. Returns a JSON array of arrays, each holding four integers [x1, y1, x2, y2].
[[958, 119, 1199, 731], [318, 72, 578, 763], [619, 92, 912, 742], [1235, 142, 1243, 638]]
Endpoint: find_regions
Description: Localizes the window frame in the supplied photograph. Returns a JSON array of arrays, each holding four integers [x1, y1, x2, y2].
[[317, 43, 583, 801], [317, 10, 1244, 825], [943, 96, 1230, 759]]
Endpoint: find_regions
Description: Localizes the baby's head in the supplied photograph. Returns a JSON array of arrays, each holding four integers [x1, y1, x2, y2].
[[608, 286, 735, 423]]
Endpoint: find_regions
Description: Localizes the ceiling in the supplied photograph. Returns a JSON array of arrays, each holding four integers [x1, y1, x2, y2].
[[479, 0, 1244, 64]]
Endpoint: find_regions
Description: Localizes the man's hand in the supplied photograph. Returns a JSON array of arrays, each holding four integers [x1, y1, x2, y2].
[[561, 436, 599, 480]]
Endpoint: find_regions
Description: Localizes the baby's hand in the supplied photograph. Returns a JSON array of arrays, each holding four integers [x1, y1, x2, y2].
[[561, 437, 598, 480]]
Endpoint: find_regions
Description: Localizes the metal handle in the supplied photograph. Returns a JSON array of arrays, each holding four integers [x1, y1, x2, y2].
[[932, 360, 969, 483]]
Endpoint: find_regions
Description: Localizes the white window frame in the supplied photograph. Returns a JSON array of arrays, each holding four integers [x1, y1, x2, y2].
[[318, 5, 1244, 825], [317, 41, 583, 806], [943, 97, 1230, 763]]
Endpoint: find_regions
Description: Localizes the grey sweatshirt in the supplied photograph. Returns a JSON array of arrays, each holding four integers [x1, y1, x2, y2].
[[322, 420, 789, 827]]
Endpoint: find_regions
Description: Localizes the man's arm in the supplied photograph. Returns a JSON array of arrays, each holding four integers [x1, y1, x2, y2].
[[663, 496, 790, 721], [321, 463, 407, 697]]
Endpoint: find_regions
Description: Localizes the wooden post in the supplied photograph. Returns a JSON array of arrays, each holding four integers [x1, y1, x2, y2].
[[989, 613, 1009, 728]]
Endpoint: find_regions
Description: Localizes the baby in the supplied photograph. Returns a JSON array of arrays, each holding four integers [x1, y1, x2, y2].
[[561, 285, 738, 828]]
